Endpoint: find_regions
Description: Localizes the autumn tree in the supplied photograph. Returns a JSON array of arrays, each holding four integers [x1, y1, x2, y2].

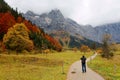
[[3, 23, 34, 53], [17, 16, 23, 23], [80, 45, 90, 53], [96, 48, 103, 54], [23, 20, 40, 33], [0, 12, 16, 40], [102, 34, 114, 59], [45, 34, 62, 51], [73, 47, 78, 52]]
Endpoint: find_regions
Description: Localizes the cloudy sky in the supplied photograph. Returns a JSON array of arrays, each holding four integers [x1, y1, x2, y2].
[[4, 0, 120, 26]]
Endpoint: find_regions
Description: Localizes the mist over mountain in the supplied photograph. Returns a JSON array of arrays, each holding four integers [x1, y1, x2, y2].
[[23, 10, 120, 44]]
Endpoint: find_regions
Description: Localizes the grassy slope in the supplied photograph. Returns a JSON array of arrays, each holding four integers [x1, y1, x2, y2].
[[0, 51, 92, 80], [88, 51, 120, 80]]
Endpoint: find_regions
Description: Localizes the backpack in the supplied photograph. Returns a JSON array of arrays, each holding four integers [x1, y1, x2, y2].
[[81, 58, 86, 64]]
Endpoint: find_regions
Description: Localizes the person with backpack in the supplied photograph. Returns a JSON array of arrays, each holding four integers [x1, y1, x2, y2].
[[80, 55, 86, 73]]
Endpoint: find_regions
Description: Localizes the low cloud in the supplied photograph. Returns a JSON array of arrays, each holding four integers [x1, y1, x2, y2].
[[5, 0, 120, 26]]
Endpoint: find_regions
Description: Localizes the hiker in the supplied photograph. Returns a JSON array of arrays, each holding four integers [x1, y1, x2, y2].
[[80, 55, 86, 73]]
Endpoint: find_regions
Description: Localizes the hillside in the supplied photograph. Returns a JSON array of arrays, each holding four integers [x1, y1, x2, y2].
[[23, 10, 120, 44], [23, 10, 101, 48], [0, 0, 62, 52], [50, 30, 100, 48], [95, 23, 120, 42], [0, 0, 21, 19]]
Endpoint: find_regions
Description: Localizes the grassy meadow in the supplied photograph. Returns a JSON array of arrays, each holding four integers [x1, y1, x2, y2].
[[0, 50, 92, 80], [88, 51, 120, 80]]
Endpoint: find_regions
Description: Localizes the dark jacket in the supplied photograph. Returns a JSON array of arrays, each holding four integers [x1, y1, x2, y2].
[[81, 56, 86, 64]]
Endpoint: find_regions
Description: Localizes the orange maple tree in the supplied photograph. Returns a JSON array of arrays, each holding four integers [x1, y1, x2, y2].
[[23, 20, 40, 33], [16, 16, 23, 23], [45, 34, 62, 51], [0, 12, 16, 34]]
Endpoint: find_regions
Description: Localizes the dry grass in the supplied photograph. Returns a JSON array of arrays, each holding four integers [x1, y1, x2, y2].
[[88, 51, 120, 80], [0, 50, 92, 80]]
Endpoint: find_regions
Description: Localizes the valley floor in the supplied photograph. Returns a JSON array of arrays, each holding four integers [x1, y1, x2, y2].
[[0, 51, 91, 80], [0, 50, 119, 80]]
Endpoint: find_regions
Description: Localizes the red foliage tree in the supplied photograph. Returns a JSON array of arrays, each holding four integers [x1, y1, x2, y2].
[[23, 20, 40, 33], [45, 34, 62, 51], [16, 16, 23, 23], [0, 12, 16, 34]]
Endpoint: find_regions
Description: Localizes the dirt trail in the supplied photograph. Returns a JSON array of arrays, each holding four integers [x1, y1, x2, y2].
[[66, 53, 104, 80]]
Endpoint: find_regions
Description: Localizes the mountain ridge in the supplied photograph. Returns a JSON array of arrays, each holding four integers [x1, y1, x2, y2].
[[23, 9, 120, 45]]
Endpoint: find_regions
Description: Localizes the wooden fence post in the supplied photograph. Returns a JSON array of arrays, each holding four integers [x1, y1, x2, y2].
[[114, 64, 116, 74], [62, 61, 65, 74]]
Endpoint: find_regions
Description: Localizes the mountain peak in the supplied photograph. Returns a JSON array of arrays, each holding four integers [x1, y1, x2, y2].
[[48, 9, 64, 19], [49, 9, 61, 14], [23, 9, 120, 43], [25, 10, 36, 16]]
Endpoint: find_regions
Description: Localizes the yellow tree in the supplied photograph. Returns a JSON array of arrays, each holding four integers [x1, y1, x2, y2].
[[3, 23, 34, 52]]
